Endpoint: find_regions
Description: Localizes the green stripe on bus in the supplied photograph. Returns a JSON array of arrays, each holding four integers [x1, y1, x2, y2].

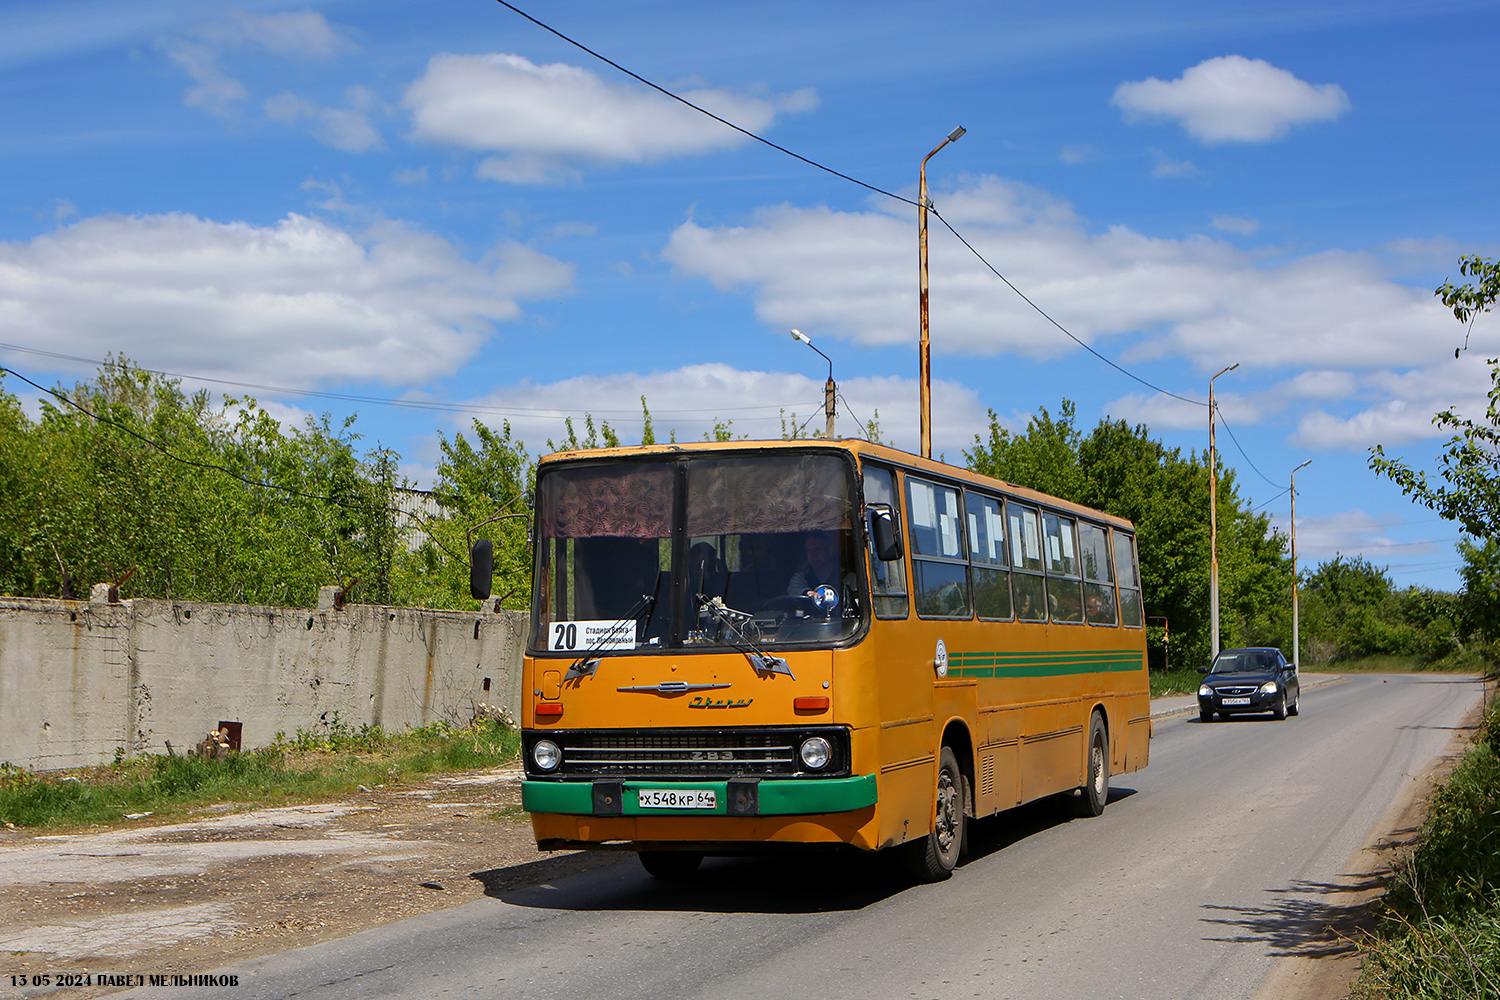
[[947, 650, 1144, 678]]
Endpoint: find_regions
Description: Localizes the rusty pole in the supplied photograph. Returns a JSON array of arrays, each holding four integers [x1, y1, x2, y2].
[[919, 125, 965, 459]]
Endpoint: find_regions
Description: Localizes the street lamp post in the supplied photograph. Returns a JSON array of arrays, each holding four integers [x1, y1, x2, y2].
[[1290, 460, 1311, 670], [918, 125, 966, 459], [790, 329, 836, 439], [1208, 362, 1238, 660]]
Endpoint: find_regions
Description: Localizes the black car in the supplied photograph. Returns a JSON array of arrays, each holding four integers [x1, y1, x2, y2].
[[1197, 646, 1300, 721]]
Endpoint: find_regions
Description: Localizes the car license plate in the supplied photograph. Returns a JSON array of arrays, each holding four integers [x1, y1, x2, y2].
[[637, 788, 716, 810], [1221, 697, 1252, 706]]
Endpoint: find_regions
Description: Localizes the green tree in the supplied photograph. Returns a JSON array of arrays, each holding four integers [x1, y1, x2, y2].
[[1371, 255, 1500, 536], [1458, 535, 1500, 643]]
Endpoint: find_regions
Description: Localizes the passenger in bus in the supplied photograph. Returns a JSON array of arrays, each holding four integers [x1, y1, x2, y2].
[[786, 531, 853, 598]]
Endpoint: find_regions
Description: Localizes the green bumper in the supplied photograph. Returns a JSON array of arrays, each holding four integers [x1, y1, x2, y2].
[[522, 774, 878, 817]]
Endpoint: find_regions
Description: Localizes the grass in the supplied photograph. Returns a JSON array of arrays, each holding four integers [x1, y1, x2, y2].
[[0, 714, 521, 830], [1351, 692, 1500, 1000]]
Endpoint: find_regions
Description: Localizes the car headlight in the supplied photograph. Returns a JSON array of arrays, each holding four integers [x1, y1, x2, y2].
[[531, 739, 562, 772], [1198, 684, 1214, 697], [799, 736, 832, 770], [1258, 681, 1279, 695]]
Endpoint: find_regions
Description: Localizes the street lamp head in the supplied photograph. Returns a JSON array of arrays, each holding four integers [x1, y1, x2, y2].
[[947, 126, 966, 143], [789, 328, 811, 345]]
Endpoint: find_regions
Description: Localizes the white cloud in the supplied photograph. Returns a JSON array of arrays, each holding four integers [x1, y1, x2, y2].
[[162, 38, 247, 114], [1150, 149, 1201, 179], [1102, 392, 1207, 432], [204, 10, 348, 58], [402, 53, 818, 182], [162, 10, 350, 116], [0, 212, 574, 388], [1212, 215, 1261, 236], [1113, 56, 1350, 144], [266, 86, 385, 153], [1060, 145, 1092, 165], [458, 363, 986, 458], [662, 175, 1455, 374], [1292, 358, 1497, 450], [1283, 509, 1437, 568]]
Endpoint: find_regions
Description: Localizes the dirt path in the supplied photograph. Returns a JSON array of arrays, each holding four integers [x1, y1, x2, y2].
[[0, 766, 618, 1000]]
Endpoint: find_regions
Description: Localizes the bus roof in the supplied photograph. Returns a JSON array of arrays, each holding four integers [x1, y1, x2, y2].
[[537, 437, 1137, 533]]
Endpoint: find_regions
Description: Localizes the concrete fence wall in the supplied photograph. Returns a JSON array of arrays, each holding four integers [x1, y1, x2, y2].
[[0, 587, 528, 771]]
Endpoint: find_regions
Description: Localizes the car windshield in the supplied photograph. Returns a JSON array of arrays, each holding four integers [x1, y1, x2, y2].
[[532, 450, 864, 654], [1210, 650, 1280, 673]]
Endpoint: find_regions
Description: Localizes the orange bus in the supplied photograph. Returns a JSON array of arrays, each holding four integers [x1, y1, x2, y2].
[[474, 438, 1150, 881]]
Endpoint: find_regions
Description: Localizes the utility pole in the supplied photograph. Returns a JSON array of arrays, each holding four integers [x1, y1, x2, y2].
[[1290, 460, 1311, 670], [918, 125, 965, 458], [790, 329, 836, 439], [1208, 363, 1238, 660]]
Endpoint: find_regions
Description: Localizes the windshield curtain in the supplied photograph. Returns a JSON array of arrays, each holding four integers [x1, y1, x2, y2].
[[533, 452, 862, 654]]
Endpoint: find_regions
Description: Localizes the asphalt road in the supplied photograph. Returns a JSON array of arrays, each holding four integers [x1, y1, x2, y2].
[[115, 673, 1483, 1000]]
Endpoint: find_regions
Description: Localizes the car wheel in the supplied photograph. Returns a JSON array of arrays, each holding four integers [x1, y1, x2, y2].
[[1273, 692, 1287, 721], [900, 746, 965, 882], [638, 851, 703, 879], [1288, 693, 1300, 717], [1067, 711, 1109, 818], [1199, 709, 1214, 723]]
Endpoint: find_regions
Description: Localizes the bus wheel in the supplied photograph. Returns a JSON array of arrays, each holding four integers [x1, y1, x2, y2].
[[638, 851, 703, 879], [1068, 712, 1109, 818], [902, 746, 964, 882]]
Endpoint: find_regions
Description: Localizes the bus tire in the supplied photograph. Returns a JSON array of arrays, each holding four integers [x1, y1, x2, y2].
[[901, 746, 964, 882], [638, 851, 703, 879], [1068, 711, 1109, 818]]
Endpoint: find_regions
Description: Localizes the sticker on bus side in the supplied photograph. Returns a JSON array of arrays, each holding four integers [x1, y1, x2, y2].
[[547, 619, 635, 652]]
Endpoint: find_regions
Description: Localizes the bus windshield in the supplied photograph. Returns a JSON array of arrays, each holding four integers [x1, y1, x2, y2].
[[532, 450, 863, 654]]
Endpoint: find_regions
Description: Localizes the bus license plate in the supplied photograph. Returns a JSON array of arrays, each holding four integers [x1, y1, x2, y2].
[[637, 788, 716, 810], [1221, 697, 1252, 706]]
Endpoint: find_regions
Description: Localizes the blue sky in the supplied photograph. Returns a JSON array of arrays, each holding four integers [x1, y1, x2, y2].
[[2, 0, 1497, 590]]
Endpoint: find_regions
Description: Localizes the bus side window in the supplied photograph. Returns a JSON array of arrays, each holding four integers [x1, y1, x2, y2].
[[1078, 522, 1118, 626], [1042, 512, 1083, 624], [967, 491, 1012, 620], [1113, 531, 1144, 627], [862, 464, 909, 619], [907, 476, 972, 620], [1007, 502, 1046, 622]]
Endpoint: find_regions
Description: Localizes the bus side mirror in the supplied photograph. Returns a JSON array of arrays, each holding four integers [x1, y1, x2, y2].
[[870, 507, 903, 562], [470, 538, 494, 601]]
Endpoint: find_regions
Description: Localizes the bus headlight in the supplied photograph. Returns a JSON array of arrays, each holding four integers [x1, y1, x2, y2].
[[799, 736, 832, 770], [532, 739, 562, 772]]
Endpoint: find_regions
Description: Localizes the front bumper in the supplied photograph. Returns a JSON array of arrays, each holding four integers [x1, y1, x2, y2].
[[522, 775, 878, 818], [1199, 688, 1280, 715]]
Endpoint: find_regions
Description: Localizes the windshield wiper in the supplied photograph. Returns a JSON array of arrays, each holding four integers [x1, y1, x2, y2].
[[563, 579, 660, 681], [698, 595, 795, 679]]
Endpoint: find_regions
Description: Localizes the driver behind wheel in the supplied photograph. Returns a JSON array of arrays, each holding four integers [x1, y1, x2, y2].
[[786, 531, 854, 598]]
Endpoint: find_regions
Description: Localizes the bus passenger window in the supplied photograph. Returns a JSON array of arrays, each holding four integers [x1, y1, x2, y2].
[[967, 492, 1012, 620], [1114, 531, 1144, 627], [1007, 502, 1046, 622], [1043, 512, 1083, 624], [1078, 522, 1118, 626], [906, 476, 972, 619]]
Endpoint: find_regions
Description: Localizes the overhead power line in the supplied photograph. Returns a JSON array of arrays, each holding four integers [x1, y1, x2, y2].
[[489, 1, 1211, 416]]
